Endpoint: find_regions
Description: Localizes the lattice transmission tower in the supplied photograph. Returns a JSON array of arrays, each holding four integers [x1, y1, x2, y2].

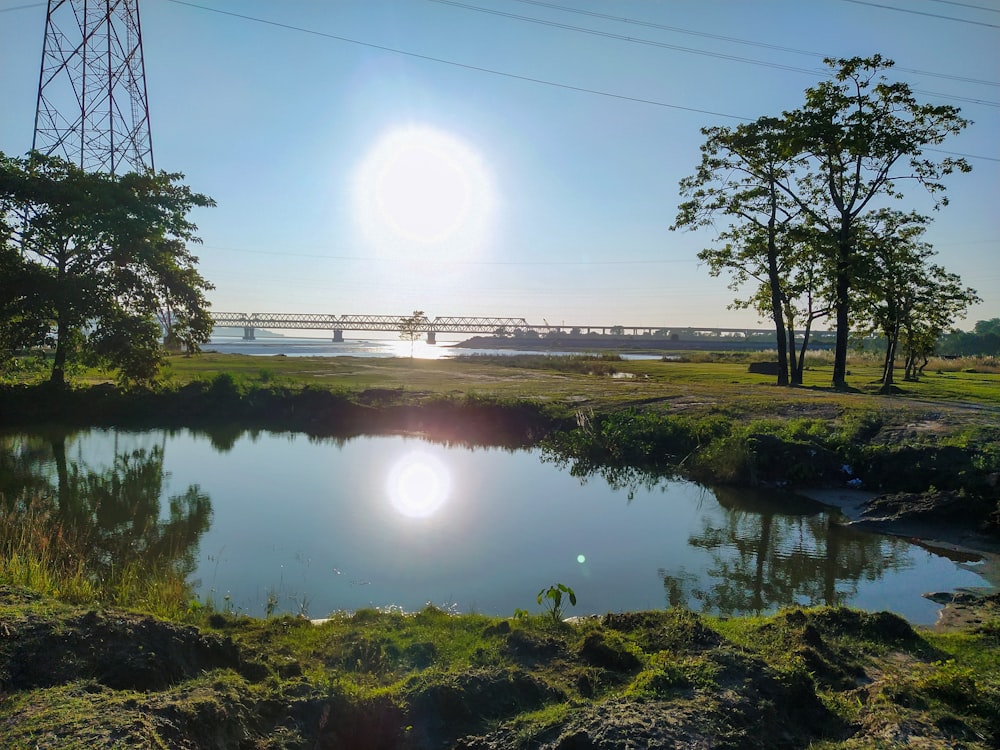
[[32, 0, 154, 174]]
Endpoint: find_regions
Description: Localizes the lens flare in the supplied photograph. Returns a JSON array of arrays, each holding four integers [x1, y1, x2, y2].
[[387, 451, 451, 518], [353, 125, 496, 262]]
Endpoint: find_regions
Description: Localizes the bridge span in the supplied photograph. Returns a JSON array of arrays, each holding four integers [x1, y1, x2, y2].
[[210, 312, 805, 345]]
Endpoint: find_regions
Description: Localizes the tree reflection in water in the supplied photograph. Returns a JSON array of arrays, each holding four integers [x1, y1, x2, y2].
[[661, 486, 910, 616], [0, 432, 211, 599]]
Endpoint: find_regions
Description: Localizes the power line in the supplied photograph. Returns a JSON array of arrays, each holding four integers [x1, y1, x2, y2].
[[837, 0, 1000, 27], [429, 0, 826, 77], [927, 0, 1000, 11], [916, 91, 1000, 108], [508, 0, 823, 58], [430, 0, 1000, 107], [926, 147, 1000, 163], [0, 2, 44, 13], [163, 0, 749, 122], [162, 1, 1000, 163], [505, 0, 1000, 87]]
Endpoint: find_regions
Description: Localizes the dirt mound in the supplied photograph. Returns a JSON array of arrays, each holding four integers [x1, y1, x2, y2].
[[0, 593, 238, 692], [460, 654, 838, 749], [863, 489, 994, 524]]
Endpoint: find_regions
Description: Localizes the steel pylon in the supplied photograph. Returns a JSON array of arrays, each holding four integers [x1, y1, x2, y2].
[[32, 0, 154, 174]]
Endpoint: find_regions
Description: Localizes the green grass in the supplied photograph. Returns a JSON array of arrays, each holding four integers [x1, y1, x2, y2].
[[0, 497, 196, 619], [7, 349, 999, 418]]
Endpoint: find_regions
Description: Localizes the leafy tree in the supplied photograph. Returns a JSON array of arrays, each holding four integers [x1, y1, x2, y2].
[[676, 57, 971, 389], [776, 232, 835, 384], [854, 210, 978, 387], [854, 210, 934, 388], [0, 152, 215, 386], [399, 310, 429, 358], [673, 117, 811, 385], [900, 266, 978, 380], [781, 55, 971, 389]]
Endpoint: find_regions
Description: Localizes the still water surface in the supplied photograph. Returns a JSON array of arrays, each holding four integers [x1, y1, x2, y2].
[[207, 334, 664, 360], [5, 429, 991, 624]]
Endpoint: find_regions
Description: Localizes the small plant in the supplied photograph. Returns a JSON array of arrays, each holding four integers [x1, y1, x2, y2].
[[265, 587, 279, 618], [537, 583, 577, 624]]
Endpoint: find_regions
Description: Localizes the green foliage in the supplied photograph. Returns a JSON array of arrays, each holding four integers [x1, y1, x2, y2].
[[207, 371, 244, 400], [537, 583, 577, 625], [0, 434, 210, 619], [673, 56, 972, 389], [939, 319, 1000, 357], [0, 151, 215, 387]]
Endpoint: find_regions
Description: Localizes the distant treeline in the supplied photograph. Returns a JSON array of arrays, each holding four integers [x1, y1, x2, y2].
[[937, 319, 1000, 357]]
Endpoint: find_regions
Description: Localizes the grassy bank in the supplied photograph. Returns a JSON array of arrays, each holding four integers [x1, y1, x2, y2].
[[2, 352, 1000, 747], [2, 585, 998, 748]]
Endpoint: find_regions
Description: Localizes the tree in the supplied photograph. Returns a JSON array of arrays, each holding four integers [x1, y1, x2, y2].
[[854, 210, 934, 389], [673, 117, 808, 385], [0, 151, 215, 386], [781, 55, 971, 389], [900, 266, 978, 380], [854, 210, 978, 388], [399, 310, 429, 358]]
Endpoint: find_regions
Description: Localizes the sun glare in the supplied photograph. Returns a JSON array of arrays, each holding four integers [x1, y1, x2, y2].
[[354, 126, 495, 261], [387, 451, 451, 519]]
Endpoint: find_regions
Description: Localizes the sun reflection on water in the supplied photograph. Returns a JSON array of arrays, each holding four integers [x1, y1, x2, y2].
[[387, 451, 451, 518]]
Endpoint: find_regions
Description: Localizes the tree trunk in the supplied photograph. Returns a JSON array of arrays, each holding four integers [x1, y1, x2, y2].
[[771, 303, 789, 386], [50, 316, 67, 387], [786, 325, 801, 385], [793, 318, 815, 386], [50, 258, 68, 387], [765, 185, 788, 386], [832, 270, 850, 389], [881, 322, 898, 389], [832, 228, 852, 390]]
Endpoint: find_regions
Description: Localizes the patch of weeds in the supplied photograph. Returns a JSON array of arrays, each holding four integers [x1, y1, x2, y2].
[[507, 701, 575, 746], [625, 656, 692, 698], [576, 630, 642, 672], [604, 609, 722, 654]]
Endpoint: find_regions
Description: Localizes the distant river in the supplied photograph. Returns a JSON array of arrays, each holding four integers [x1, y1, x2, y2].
[[206, 334, 664, 360], [5, 429, 993, 625]]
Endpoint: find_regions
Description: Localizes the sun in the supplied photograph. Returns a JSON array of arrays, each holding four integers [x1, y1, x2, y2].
[[354, 126, 495, 260], [387, 451, 451, 519]]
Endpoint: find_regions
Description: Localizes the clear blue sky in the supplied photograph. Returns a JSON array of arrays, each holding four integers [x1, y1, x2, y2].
[[2, 0, 998, 330]]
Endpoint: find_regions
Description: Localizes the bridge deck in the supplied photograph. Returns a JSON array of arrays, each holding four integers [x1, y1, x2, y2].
[[210, 312, 835, 340]]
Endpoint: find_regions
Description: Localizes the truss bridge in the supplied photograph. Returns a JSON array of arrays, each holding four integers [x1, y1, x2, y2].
[[209, 311, 830, 349], [211, 312, 531, 343]]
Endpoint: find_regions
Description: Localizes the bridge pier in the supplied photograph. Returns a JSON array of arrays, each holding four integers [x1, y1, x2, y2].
[[243, 326, 255, 341], [332, 329, 343, 342], [426, 331, 436, 345]]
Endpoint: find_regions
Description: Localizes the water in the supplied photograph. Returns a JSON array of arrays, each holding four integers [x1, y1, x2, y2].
[[2, 429, 992, 624], [206, 334, 667, 360]]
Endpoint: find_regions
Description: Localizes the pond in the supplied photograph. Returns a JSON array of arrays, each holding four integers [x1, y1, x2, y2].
[[2, 429, 992, 625]]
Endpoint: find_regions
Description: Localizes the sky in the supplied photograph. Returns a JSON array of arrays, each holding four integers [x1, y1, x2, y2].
[[1, 0, 998, 332]]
